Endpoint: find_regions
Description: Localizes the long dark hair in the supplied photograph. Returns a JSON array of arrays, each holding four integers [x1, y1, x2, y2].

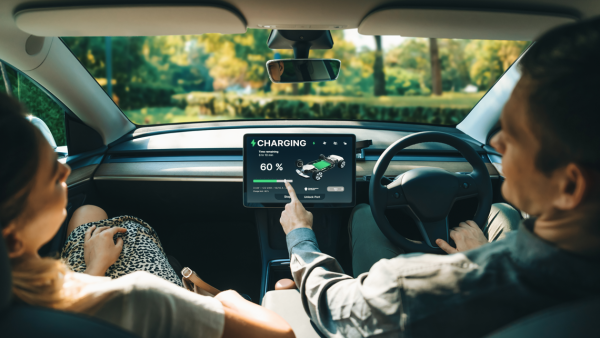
[[0, 93, 41, 228], [0, 93, 83, 309]]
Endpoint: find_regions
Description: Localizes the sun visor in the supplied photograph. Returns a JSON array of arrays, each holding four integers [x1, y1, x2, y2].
[[358, 8, 577, 40], [15, 5, 247, 36]]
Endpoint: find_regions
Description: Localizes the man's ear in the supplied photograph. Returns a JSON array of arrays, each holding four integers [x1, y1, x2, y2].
[[553, 163, 588, 210], [2, 226, 26, 259]]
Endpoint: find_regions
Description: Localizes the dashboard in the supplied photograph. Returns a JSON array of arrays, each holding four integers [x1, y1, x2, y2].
[[90, 122, 500, 187]]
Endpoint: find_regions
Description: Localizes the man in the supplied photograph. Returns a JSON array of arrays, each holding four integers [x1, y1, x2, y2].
[[279, 18, 600, 337], [268, 61, 285, 82]]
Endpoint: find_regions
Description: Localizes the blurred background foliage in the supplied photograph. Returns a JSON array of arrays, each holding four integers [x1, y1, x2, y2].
[[0, 30, 529, 150], [0, 64, 66, 146], [62, 30, 529, 126]]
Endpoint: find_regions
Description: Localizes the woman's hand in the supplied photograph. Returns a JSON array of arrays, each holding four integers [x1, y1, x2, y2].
[[84, 225, 127, 276], [436, 220, 488, 254], [216, 290, 295, 338]]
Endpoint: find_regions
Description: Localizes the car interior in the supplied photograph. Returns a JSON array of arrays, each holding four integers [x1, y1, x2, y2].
[[1, 0, 599, 337]]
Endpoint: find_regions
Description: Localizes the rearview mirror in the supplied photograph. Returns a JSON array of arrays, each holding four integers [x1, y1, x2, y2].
[[266, 59, 340, 83]]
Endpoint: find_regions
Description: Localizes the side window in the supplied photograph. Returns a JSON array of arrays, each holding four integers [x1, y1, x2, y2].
[[0, 61, 67, 155]]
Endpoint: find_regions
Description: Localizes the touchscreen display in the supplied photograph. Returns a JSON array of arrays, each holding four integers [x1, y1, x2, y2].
[[243, 134, 356, 207]]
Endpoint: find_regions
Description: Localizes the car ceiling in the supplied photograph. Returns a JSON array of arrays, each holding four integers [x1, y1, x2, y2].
[[2, 0, 600, 33], [0, 0, 600, 35]]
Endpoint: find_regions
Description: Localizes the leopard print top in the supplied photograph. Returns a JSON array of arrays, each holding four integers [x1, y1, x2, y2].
[[61, 215, 183, 287]]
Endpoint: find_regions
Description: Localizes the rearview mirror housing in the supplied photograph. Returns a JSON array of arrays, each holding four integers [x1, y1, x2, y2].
[[266, 59, 341, 83]]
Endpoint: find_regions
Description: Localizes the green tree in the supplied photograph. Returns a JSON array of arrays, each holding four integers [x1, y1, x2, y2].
[[373, 36, 386, 96], [2, 65, 66, 145], [385, 39, 431, 95], [429, 38, 442, 96], [437, 39, 471, 91], [465, 40, 530, 90], [196, 30, 273, 90]]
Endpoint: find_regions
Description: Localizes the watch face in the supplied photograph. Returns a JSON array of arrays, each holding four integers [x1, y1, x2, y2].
[[182, 267, 192, 278]]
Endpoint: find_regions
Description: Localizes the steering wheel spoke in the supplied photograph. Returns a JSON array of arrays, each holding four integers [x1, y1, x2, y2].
[[454, 173, 479, 199], [420, 218, 450, 248]]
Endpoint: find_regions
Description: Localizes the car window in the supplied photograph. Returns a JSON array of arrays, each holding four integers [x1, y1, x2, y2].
[[61, 30, 530, 126], [0, 61, 66, 149]]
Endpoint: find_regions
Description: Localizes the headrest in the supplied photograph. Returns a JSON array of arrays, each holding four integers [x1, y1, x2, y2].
[[0, 232, 12, 312]]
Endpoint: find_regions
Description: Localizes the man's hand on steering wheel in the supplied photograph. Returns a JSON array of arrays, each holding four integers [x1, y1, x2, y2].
[[280, 181, 313, 235], [436, 220, 488, 254]]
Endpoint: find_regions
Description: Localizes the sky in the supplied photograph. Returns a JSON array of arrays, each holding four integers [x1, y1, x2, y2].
[[343, 29, 406, 52]]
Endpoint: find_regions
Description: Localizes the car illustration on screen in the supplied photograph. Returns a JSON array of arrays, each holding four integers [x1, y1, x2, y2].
[[295, 154, 346, 181]]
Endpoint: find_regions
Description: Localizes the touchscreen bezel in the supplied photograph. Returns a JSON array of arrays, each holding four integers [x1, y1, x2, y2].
[[243, 133, 356, 208]]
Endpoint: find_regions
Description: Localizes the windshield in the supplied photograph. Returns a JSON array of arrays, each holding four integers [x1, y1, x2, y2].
[[62, 30, 530, 126]]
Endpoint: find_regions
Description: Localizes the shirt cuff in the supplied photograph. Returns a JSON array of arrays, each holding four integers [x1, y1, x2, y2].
[[286, 227, 318, 254]]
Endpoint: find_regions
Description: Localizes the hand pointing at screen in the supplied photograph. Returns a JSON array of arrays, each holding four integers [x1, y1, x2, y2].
[[280, 181, 313, 235]]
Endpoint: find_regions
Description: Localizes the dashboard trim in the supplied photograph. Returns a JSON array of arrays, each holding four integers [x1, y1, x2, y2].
[[93, 161, 499, 182], [125, 120, 468, 143], [103, 154, 480, 163], [67, 164, 98, 187], [94, 176, 243, 182]]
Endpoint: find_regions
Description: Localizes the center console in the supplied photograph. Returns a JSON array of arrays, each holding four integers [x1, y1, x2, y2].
[[255, 208, 345, 301]]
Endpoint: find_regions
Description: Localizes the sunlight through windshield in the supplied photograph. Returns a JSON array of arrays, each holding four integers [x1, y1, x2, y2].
[[62, 30, 530, 126]]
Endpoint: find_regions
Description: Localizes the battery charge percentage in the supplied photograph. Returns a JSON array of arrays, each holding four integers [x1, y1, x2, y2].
[[260, 163, 283, 171]]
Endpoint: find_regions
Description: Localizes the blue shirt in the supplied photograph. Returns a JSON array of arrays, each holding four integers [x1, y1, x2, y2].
[[286, 219, 600, 337]]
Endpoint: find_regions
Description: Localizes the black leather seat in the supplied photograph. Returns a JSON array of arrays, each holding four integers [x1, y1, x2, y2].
[[0, 234, 139, 337]]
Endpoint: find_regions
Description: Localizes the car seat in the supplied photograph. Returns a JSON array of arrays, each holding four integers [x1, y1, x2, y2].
[[0, 233, 139, 337]]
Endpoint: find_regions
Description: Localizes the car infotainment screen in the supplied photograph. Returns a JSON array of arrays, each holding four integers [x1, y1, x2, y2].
[[243, 134, 356, 208]]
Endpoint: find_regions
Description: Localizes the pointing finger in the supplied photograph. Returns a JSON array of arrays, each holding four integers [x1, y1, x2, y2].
[[436, 239, 458, 254], [285, 181, 298, 202]]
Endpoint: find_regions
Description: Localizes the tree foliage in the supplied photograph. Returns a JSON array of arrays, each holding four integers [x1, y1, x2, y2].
[[62, 31, 530, 104]]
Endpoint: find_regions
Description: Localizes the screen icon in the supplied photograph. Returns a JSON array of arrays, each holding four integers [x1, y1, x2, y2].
[[323, 141, 326, 145], [333, 142, 338, 145], [343, 142, 347, 145]]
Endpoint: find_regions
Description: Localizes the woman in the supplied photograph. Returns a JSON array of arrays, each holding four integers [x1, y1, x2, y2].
[[0, 94, 294, 338]]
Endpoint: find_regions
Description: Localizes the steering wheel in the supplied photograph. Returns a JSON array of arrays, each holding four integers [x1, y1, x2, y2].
[[369, 131, 493, 254]]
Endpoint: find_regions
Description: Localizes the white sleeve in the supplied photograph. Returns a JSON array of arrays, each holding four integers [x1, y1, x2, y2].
[[87, 272, 225, 338]]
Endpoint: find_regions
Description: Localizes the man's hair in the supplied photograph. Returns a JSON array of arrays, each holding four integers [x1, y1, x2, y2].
[[520, 17, 600, 174]]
